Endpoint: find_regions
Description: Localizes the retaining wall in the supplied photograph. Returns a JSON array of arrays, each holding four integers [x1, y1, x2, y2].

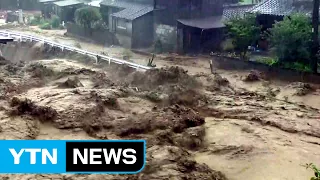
[[211, 55, 320, 84]]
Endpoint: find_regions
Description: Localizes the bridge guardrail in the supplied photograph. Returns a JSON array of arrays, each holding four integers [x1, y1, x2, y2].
[[0, 30, 151, 70]]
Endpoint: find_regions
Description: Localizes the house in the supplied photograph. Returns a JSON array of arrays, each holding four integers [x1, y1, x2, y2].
[[247, 0, 314, 29], [99, 0, 225, 54], [39, 0, 62, 18], [153, 0, 224, 54], [53, 0, 84, 22], [100, 0, 154, 49]]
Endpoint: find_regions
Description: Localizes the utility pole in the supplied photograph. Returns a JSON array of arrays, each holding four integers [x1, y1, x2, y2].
[[311, 0, 319, 73]]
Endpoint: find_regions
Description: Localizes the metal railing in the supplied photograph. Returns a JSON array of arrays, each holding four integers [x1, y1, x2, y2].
[[0, 30, 152, 70]]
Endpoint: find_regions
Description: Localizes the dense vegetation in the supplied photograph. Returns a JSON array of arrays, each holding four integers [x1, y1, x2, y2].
[[225, 13, 318, 73], [29, 15, 62, 30], [75, 7, 102, 31], [225, 13, 260, 60]]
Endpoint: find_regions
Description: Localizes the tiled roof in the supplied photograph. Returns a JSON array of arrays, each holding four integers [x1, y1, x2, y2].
[[247, 0, 319, 16], [112, 6, 153, 20], [53, 0, 83, 7], [101, 0, 153, 20], [248, 0, 294, 16], [223, 4, 255, 19]]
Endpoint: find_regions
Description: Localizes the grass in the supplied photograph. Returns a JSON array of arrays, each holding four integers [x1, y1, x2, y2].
[[255, 56, 278, 66], [283, 62, 313, 73], [253, 56, 313, 73]]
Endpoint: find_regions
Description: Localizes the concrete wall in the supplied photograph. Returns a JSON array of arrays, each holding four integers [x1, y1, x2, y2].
[[211, 55, 320, 84], [154, 24, 177, 52]]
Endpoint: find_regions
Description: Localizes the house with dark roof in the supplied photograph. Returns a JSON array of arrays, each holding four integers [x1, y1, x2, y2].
[[153, 0, 225, 54], [39, 0, 63, 18], [100, 0, 154, 49], [53, 0, 84, 22], [247, 0, 315, 28], [99, 0, 226, 53]]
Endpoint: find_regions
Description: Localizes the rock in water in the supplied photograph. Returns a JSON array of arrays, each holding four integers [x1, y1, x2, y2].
[[58, 77, 84, 88]]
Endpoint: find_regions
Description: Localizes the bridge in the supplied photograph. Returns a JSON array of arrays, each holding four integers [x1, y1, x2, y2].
[[0, 30, 151, 71]]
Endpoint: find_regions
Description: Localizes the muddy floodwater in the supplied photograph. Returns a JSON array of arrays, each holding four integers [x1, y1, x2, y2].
[[0, 31, 319, 180]]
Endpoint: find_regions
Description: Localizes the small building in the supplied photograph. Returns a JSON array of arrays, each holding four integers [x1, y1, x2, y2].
[[99, 0, 225, 54], [177, 16, 225, 54], [53, 0, 84, 22], [247, 0, 315, 29], [154, 0, 224, 54], [39, 0, 62, 18], [100, 0, 154, 49]]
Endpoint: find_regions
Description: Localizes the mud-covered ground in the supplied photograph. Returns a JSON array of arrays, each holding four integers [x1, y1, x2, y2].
[[0, 27, 320, 180], [0, 53, 319, 180]]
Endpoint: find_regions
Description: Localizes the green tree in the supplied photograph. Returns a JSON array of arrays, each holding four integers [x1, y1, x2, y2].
[[75, 7, 102, 30], [225, 14, 261, 60], [311, 0, 319, 73], [268, 13, 312, 65]]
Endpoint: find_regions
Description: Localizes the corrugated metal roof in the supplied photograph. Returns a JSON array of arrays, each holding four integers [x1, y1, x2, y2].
[[54, 0, 83, 7], [178, 16, 225, 29], [223, 4, 255, 19], [101, 0, 153, 20]]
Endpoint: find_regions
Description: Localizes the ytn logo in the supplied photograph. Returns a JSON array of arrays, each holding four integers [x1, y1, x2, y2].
[[9, 148, 57, 164]]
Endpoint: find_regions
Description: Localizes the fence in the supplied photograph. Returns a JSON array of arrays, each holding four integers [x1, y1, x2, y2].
[[0, 30, 151, 71]]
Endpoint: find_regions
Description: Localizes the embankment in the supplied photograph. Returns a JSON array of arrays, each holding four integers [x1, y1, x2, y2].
[[211, 55, 320, 84]]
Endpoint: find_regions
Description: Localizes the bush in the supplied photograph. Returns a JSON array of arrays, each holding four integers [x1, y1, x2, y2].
[[306, 163, 320, 180], [50, 15, 60, 29], [92, 19, 108, 30], [268, 13, 312, 64], [283, 62, 312, 72], [256, 57, 278, 66], [29, 14, 41, 26], [39, 23, 51, 30], [225, 13, 261, 60]]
